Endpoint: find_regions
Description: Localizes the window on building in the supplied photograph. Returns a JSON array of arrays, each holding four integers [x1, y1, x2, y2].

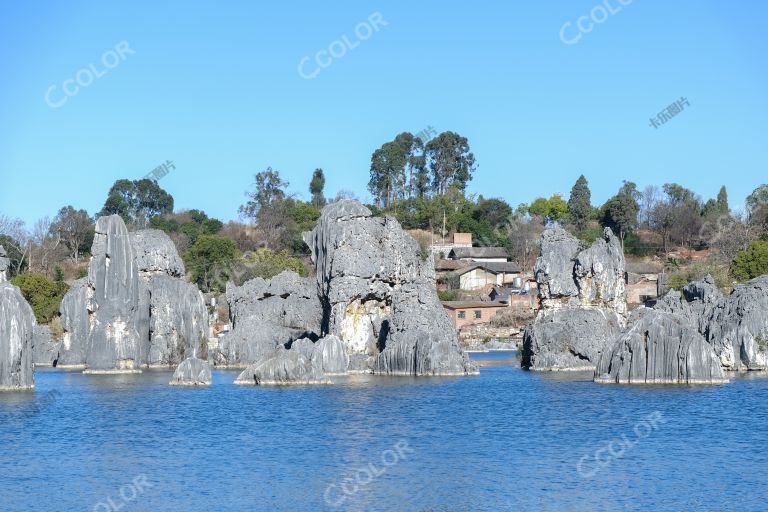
[[458, 311, 466, 319], [474, 310, 482, 319]]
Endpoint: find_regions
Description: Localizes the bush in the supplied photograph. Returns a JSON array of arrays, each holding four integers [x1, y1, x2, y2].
[[624, 232, 657, 257], [731, 240, 768, 281], [665, 261, 732, 293], [437, 290, 460, 301], [10, 273, 69, 323], [490, 307, 535, 327]]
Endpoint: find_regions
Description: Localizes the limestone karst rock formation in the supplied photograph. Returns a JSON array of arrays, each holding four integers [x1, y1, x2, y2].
[[594, 309, 728, 384], [0, 282, 35, 390], [656, 275, 768, 370], [54, 216, 209, 372], [218, 271, 323, 367], [170, 357, 212, 386], [234, 346, 330, 386], [220, 200, 476, 379], [522, 228, 627, 371], [303, 200, 477, 376]]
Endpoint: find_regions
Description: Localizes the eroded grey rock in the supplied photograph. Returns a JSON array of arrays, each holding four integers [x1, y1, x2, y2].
[[131, 229, 185, 278], [522, 228, 626, 370], [311, 334, 349, 374], [146, 274, 208, 367], [32, 325, 60, 367], [595, 309, 727, 384], [303, 200, 476, 376], [219, 271, 322, 367], [707, 276, 768, 370], [0, 282, 35, 390], [57, 278, 90, 367], [0, 245, 9, 282], [170, 357, 212, 386], [84, 215, 142, 373], [234, 346, 330, 386]]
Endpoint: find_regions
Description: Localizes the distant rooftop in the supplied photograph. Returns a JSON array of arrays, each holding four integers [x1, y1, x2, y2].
[[452, 262, 521, 276], [442, 301, 507, 309], [448, 247, 509, 259]]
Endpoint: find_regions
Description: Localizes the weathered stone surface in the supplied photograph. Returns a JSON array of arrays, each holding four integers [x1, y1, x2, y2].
[[32, 325, 60, 367], [83, 215, 142, 373], [130, 229, 185, 277], [303, 200, 476, 376], [522, 307, 622, 371], [0, 282, 35, 390], [169, 357, 212, 386], [311, 334, 349, 374], [375, 283, 478, 375], [57, 220, 209, 372], [234, 346, 330, 386], [289, 338, 316, 359], [0, 245, 9, 282], [595, 309, 727, 384], [145, 274, 208, 367], [522, 228, 626, 371], [706, 276, 768, 370], [57, 278, 90, 367], [218, 271, 322, 367]]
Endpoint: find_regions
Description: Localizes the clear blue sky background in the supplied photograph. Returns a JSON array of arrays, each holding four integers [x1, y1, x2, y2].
[[1, 1, 766, 226]]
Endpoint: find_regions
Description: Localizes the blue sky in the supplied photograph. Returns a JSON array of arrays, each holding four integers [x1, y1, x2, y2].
[[1, 0, 766, 226]]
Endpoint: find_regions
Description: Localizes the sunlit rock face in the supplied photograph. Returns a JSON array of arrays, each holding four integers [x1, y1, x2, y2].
[[234, 346, 330, 386], [595, 309, 727, 384], [303, 200, 477, 376], [0, 282, 35, 390], [653, 275, 768, 371], [0, 245, 9, 283], [84, 215, 142, 373], [522, 228, 627, 371], [170, 356, 211, 386], [57, 216, 209, 372]]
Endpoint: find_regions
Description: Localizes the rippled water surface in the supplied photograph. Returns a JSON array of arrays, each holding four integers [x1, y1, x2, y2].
[[1, 351, 767, 512]]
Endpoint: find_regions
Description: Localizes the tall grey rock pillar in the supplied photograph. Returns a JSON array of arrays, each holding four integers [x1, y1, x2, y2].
[[0, 282, 35, 390]]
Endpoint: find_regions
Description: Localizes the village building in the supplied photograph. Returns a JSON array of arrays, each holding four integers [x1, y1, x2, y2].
[[624, 261, 662, 306], [452, 262, 522, 291], [448, 246, 509, 263], [442, 301, 508, 329]]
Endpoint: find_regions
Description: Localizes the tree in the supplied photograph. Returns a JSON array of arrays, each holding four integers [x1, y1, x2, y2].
[[394, 132, 425, 199], [601, 183, 640, 249], [239, 167, 289, 221], [568, 175, 592, 230], [10, 273, 69, 323], [731, 240, 768, 281], [0, 215, 30, 276], [183, 235, 240, 292], [368, 141, 406, 207], [100, 179, 174, 228], [424, 131, 476, 196], [50, 206, 94, 262], [716, 186, 729, 214], [309, 168, 326, 208], [528, 195, 569, 226], [746, 185, 768, 217]]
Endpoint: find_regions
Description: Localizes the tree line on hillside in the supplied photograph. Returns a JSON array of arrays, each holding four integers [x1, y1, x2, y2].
[[3, 131, 768, 321]]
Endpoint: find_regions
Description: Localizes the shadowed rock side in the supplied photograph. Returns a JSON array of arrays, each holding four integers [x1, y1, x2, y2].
[[56, 217, 209, 372], [595, 310, 727, 384], [522, 228, 627, 371], [32, 325, 59, 367], [170, 357, 212, 386], [218, 271, 323, 367], [234, 346, 330, 386], [303, 200, 477, 376], [0, 282, 35, 390], [146, 275, 208, 366], [84, 215, 142, 373], [376, 282, 478, 375]]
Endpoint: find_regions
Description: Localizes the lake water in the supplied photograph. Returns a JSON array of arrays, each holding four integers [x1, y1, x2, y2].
[[1, 351, 767, 512]]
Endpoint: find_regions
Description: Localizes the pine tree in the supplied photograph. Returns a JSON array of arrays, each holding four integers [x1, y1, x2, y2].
[[568, 175, 592, 230]]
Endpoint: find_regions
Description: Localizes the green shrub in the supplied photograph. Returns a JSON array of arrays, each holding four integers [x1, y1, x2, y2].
[[10, 273, 69, 323], [665, 261, 732, 293], [731, 240, 768, 281], [437, 289, 460, 301]]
